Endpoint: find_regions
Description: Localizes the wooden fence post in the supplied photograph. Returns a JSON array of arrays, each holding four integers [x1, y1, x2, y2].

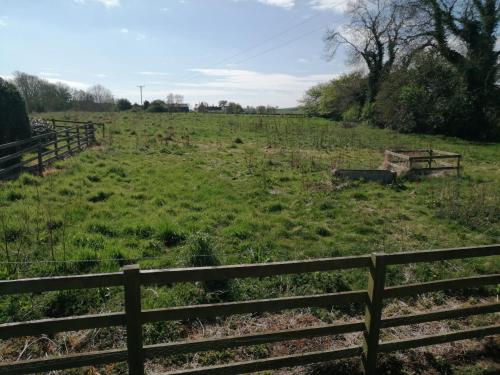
[[362, 253, 386, 375], [37, 141, 43, 176], [76, 126, 81, 151], [66, 130, 71, 153], [85, 124, 89, 147], [123, 265, 145, 375], [54, 132, 59, 159]]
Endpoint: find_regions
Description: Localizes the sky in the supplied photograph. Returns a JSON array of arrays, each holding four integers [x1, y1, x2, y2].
[[0, 0, 350, 108]]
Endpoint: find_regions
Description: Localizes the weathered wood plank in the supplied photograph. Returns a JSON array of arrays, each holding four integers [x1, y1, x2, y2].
[[0, 273, 123, 296], [383, 245, 500, 265], [141, 256, 371, 285], [142, 291, 367, 323], [0, 162, 23, 176], [378, 325, 500, 353], [0, 348, 127, 375], [144, 321, 365, 358], [409, 155, 460, 162], [123, 265, 145, 375], [432, 149, 461, 156], [0, 144, 38, 164], [381, 302, 500, 328], [0, 312, 126, 339], [383, 274, 500, 299], [362, 253, 386, 375], [160, 346, 362, 375], [384, 150, 410, 160]]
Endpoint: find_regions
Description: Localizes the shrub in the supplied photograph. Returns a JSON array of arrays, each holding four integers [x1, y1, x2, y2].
[[116, 98, 132, 111], [373, 53, 470, 137], [0, 78, 31, 169], [186, 232, 232, 301], [146, 100, 168, 113], [157, 222, 186, 246]]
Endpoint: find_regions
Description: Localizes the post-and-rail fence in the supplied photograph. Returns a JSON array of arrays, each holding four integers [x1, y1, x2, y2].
[[0, 245, 498, 375], [0, 119, 105, 179]]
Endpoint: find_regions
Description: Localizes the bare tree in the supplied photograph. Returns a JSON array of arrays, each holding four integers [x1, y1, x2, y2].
[[87, 84, 114, 104], [166, 93, 175, 105], [325, 0, 425, 103], [174, 94, 184, 104]]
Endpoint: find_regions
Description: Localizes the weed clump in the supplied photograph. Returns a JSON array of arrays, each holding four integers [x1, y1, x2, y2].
[[88, 191, 113, 203], [186, 232, 232, 302], [87, 222, 118, 237], [157, 221, 186, 246]]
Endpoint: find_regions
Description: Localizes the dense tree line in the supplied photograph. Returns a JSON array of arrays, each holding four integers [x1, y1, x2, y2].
[[302, 0, 499, 140], [9, 72, 115, 112]]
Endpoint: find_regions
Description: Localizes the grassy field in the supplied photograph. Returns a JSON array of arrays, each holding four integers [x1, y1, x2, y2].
[[0, 112, 499, 373]]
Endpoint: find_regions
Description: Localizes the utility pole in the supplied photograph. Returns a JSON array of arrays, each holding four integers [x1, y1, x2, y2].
[[137, 85, 145, 106]]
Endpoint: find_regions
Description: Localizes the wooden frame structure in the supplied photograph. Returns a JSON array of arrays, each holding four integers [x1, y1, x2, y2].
[[384, 149, 462, 176], [0, 245, 498, 374], [0, 119, 104, 179]]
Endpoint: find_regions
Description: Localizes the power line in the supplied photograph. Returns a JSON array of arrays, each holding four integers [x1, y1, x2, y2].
[[231, 25, 328, 66], [177, 24, 329, 86], [175, 12, 326, 83]]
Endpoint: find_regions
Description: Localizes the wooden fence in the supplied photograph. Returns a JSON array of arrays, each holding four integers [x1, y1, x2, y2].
[[0, 244, 498, 375], [384, 149, 462, 176], [0, 119, 104, 179]]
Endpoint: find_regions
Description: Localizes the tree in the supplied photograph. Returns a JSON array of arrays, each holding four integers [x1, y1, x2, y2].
[[226, 102, 243, 114], [147, 100, 168, 113], [174, 94, 184, 104], [166, 93, 175, 105], [219, 100, 228, 112], [195, 102, 209, 113], [325, 0, 423, 103], [300, 73, 367, 119], [0, 78, 31, 167], [416, 0, 500, 139], [143, 100, 150, 110], [374, 51, 470, 135], [116, 98, 132, 111], [87, 85, 114, 111]]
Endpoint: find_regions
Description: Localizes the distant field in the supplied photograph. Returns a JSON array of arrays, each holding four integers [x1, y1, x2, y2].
[[1, 112, 498, 373]]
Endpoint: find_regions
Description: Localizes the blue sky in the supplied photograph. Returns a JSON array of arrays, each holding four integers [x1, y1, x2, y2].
[[0, 0, 349, 107]]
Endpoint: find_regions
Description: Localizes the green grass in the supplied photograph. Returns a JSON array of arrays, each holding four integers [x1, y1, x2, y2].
[[0, 113, 498, 368], [1, 112, 499, 277]]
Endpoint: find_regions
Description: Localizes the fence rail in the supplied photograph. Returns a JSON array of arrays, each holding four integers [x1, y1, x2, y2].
[[0, 119, 104, 179], [0, 244, 498, 375]]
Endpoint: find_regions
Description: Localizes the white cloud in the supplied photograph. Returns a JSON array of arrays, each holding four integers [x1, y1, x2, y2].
[[297, 58, 309, 63], [46, 78, 90, 90], [75, 0, 120, 8], [95, 73, 108, 78], [136, 33, 146, 41], [258, 0, 294, 8], [172, 68, 335, 106], [0, 74, 13, 80], [39, 72, 61, 77], [233, 0, 295, 9], [138, 71, 171, 76], [120, 28, 129, 33], [0, 17, 8, 27], [310, 0, 348, 12]]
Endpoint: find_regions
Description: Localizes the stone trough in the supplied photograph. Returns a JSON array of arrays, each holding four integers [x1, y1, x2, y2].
[[332, 168, 396, 184]]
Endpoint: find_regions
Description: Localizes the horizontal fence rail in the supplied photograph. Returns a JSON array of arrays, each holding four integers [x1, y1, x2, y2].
[[0, 119, 104, 179], [0, 244, 498, 375]]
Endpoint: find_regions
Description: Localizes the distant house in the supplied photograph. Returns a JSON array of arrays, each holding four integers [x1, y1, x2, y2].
[[168, 103, 190, 113], [207, 106, 222, 113]]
